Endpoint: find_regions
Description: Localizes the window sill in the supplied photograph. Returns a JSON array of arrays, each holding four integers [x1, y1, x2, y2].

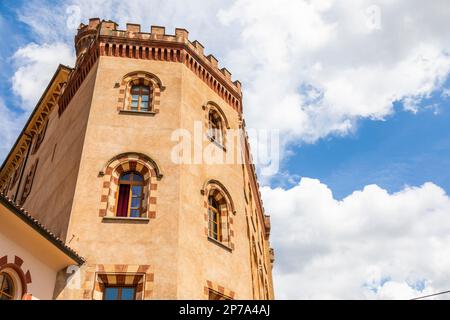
[[119, 110, 156, 116], [102, 216, 150, 223], [207, 236, 233, 252], [207, 135, 227, 152]]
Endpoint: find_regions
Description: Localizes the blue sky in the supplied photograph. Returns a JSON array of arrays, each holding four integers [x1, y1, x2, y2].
[[283, 86, 450, 199], [2, 0, 450, 299]]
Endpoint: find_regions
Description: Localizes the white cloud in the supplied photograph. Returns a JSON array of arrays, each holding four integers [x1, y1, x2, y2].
[[218, 0, 450, 146], [262, 178, 450, 299], [14, 0, 450, 145], [11, 42, 74, 110]]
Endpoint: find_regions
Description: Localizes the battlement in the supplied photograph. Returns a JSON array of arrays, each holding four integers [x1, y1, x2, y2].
[[74, 18, 242, 107]]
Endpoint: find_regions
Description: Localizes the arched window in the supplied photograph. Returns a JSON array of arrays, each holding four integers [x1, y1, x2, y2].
[[130, 85, 151, 112], [116, 172, 144, 218], [117, 71, 164, 115], [99, 153, 163, 220], [0, 272, 15, 300], [203, 180, 236, 249], [208, 195, 221, 241], [208, 109, 224, 145]]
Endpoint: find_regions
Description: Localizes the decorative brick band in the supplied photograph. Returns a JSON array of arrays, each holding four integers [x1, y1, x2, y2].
[[58, 41, 99, 116], [82, 264, 154, 300], [98, 153, 162, 218], [204, 280, 235, 300], [100, 39, 241, 111], [0, 255, 32, 300], [202, 180, 236, 250], [58, 19, 243, 117]]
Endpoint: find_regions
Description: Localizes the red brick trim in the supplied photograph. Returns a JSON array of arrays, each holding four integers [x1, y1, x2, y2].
[[100, 38, 241, 112], [99, 153, 162, 218], [59, 41, 99, 115], [82, 264, 154, 300], [0, 255, 32, 300], [116, 71, 164, 114], [204, 280, 235, 300]]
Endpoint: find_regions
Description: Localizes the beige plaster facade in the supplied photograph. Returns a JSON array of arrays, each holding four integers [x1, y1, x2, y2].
[[0, 18, 274, 300]]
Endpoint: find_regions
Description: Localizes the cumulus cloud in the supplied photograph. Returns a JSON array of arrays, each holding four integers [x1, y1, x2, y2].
[[12, 42, 74, 110], [262, 178, 450, 299], [219, 0, 450, 145], [14, 0, 450, 145]]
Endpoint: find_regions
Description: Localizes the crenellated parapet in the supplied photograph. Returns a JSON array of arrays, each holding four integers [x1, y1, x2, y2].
[[61, 18, 242, 116]]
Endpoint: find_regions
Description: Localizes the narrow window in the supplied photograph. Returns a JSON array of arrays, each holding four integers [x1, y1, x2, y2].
[[116, 172, 144, 218], [130, 85, 151, 112], [103, 286, 136, 300], [208, 110, 223, 145], [208, 196, 221, 241], [0, 273, 15, 300]]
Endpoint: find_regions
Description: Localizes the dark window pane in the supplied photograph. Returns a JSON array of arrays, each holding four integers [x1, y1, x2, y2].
[[116, 184, 130, 217], [132, 174, 143, 182], [141, 95, 149, 102]]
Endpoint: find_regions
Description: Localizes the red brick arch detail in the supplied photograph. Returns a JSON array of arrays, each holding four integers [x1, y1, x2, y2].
[[83, 264, 154, 300], [98, 153, 162, 218], [204, 280, 235, 300], [0, 255, 32, 300], [117, 71, 165, 114]]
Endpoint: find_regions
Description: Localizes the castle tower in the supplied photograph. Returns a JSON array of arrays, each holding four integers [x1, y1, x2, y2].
[[0, 18, 274, 300]]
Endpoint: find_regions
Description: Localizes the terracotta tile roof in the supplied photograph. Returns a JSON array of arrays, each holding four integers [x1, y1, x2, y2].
[[0, 193, 85, 265]]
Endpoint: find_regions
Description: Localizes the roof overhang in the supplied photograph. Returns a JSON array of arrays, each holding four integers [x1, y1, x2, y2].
[[0, 194, 84, 269]]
